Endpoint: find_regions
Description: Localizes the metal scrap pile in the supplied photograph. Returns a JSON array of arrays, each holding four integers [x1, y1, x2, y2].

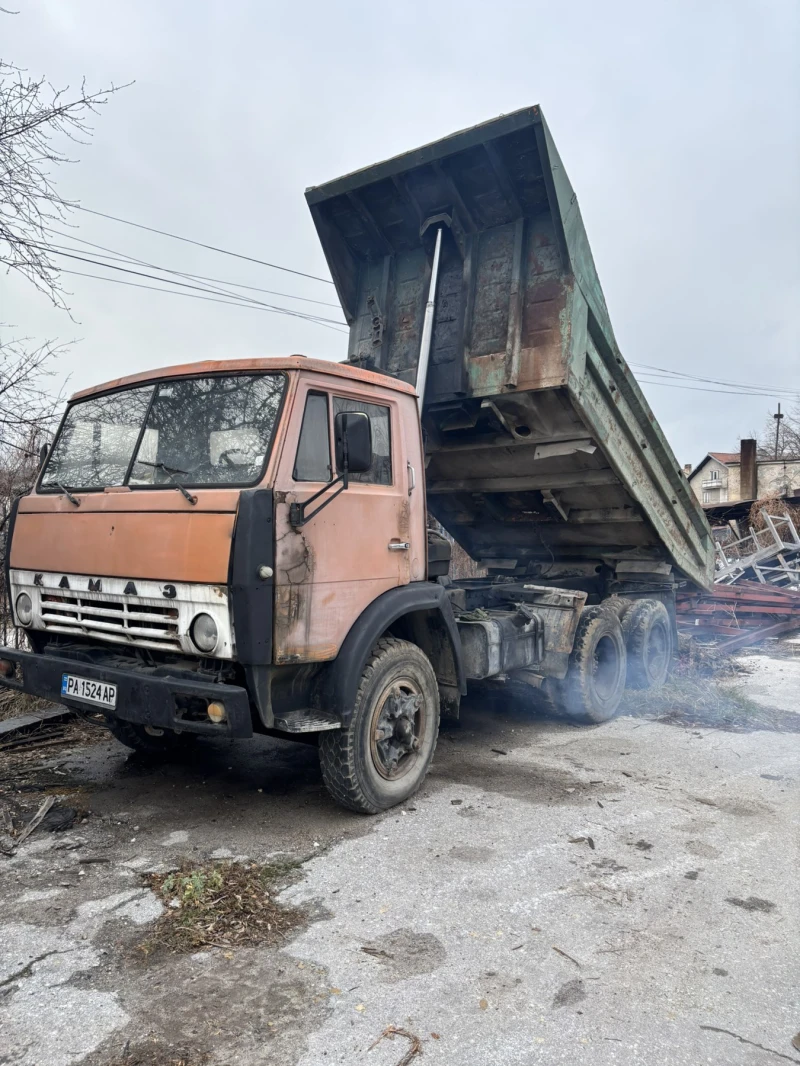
[[714, 510, 800, 588], [677, 581, 800, 651]]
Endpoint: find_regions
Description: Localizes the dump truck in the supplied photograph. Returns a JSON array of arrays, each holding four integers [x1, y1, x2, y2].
[[1, 106, 713, 813]]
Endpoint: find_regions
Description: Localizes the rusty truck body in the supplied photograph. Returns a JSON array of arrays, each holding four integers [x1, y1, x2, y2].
[[1, 106, 713, 813]]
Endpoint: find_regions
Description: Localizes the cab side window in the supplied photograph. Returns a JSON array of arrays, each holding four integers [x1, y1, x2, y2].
[[293, 392, 331, 482], [333, 396, 392, 485]]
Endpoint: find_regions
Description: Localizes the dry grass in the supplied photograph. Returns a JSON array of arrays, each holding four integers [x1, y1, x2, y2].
[[747, 493, 800, 533], [0, 687, 51, 722], [99, 1040, 208, 1066], [620, 677, 800, 733], [0, 691, 108, 789], [619, 638, 800, 733], [139, 860, 305, 957]]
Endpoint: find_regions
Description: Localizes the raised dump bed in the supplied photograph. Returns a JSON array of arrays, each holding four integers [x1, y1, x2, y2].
[[306, 105, 713, 591]]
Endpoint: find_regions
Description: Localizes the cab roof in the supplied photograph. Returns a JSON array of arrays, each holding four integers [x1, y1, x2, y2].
[[71, 355, 417, 402]]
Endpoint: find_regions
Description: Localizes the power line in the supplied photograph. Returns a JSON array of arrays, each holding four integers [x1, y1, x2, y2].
[[59, 269, 349, 332], [19, 238, 347, 330], [636, 376, 791, 399], [34, 245, 348, 327], [44, 228, 343, 308], [629, 361, 800, 397], [636, 374, 799, 399], [74, 205, 335, 285]]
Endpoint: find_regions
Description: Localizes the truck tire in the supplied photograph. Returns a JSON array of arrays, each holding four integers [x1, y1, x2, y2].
[[602, 596, 635, 623], [621, 599, 673, 690], [318, 637, 440, 814], [106, 717, 196, 756], [545, 606, 627, 724]]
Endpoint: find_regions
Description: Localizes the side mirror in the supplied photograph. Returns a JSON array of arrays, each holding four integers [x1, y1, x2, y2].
[[290, 410, 373, 529], [38, 442, 50, 469], [334, 411, 372, 476]]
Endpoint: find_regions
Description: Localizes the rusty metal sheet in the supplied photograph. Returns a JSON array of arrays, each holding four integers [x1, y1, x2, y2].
[[10, 510, 235, 583]]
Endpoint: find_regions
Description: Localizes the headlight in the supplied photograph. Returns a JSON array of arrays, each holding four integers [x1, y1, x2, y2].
[[15, 592, 33, 627], [190, 612, 218, 653]]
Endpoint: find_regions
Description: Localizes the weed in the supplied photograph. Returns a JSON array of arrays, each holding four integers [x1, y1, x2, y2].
[[139, 860, 304, 957]]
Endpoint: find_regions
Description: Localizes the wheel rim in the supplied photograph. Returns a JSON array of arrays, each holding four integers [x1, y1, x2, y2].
[[645, 621, 669, 680], [592, 635, 620, 700], [370, 677, 427, 781]]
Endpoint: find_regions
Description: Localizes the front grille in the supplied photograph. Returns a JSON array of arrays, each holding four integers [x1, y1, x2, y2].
[[40, 591, 181, 652]]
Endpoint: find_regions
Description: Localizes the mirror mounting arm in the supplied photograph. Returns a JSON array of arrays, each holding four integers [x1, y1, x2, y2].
[[289, 469, 348, 529]]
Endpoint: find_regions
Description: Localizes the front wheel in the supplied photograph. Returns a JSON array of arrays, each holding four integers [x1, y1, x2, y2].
[[319, 637, 440, 814]]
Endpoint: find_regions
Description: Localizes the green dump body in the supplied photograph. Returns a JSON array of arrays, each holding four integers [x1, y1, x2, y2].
[[306, 105, 713, 589]]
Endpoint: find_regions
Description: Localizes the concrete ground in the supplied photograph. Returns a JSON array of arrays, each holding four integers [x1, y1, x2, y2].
[[1, 649, 799, 1066]]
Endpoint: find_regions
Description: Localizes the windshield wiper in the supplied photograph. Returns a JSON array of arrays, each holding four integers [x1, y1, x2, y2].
[[136, 461, 197, 505], [55, 483, 80, 507]]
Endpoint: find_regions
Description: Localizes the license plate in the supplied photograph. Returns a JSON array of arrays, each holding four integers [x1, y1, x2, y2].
[[61, 673, 117, 709]]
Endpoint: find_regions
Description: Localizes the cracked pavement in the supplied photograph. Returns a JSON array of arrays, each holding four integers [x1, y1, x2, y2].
[[1, 651, 798, 1066]]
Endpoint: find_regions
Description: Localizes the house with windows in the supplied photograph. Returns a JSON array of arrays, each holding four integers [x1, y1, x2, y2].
[[687, 440, 800, 505], [688, 452, 740, 504]]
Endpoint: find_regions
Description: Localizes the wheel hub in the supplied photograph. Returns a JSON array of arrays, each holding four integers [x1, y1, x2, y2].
[[371, 684, 423, 779]]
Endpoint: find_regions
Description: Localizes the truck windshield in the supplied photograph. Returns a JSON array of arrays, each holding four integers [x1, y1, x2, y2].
[[41, 373, 286, 491]]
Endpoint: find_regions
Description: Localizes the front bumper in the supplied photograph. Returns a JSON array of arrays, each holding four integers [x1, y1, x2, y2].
[[0, 647, 253, 738]]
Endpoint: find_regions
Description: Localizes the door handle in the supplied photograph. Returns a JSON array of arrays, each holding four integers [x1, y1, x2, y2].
[[388, 541, 410, 551]]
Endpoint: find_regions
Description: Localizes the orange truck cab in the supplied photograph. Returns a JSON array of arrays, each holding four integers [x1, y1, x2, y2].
[[5, 356, 477, 813], [1, 107, 712, 813]]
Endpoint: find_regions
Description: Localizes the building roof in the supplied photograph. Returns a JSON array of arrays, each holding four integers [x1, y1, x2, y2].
[[688, 451, 739, 480]]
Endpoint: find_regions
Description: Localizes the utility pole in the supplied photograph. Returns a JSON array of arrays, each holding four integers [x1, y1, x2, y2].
[[774, 403, 784, 460]]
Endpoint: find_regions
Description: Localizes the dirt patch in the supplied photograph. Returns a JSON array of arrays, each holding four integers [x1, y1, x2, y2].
[[1, 791, 88, 831], [448, 845, 495, 863], [725, 896, 776, 913], [99, 1039, 208, 1066], [432, 754, 620, 805], [552, 978, 586, 1008], [689, 795, 773, 817], [360, 928, 447, 983], [685, 840, 721, 859], [139, 860, 305, 957]]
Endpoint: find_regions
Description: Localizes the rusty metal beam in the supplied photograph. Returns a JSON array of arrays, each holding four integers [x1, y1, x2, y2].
[[427, 469, 620, 494], [483, 140, 524, 217], [718, 616, 800, 652], [345, 193, 394, 257], [569, 508, 640, 524], [504, 217, 526, 389], [432, 161, 477, 232], [390, 174, 422, 226]]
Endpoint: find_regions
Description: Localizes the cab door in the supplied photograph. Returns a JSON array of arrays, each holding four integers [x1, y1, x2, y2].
[[272, 378, 415, 665]]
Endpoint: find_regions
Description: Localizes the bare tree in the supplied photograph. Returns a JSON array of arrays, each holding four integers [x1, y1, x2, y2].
[[0, 11, 125, 493], [0, 332, 65, 442], [1, 47, 124, 307], [754, 402, 800, 461]]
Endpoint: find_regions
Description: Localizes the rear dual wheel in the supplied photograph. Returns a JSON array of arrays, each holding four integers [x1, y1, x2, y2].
[[605, 597, 674, 690], [619, 599, 673, 690], [319, 637, 440, 814], [543, 606, 628, 724]]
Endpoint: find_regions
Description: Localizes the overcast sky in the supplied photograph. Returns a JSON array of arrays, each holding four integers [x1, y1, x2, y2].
[[4, 0, 799, 466]]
